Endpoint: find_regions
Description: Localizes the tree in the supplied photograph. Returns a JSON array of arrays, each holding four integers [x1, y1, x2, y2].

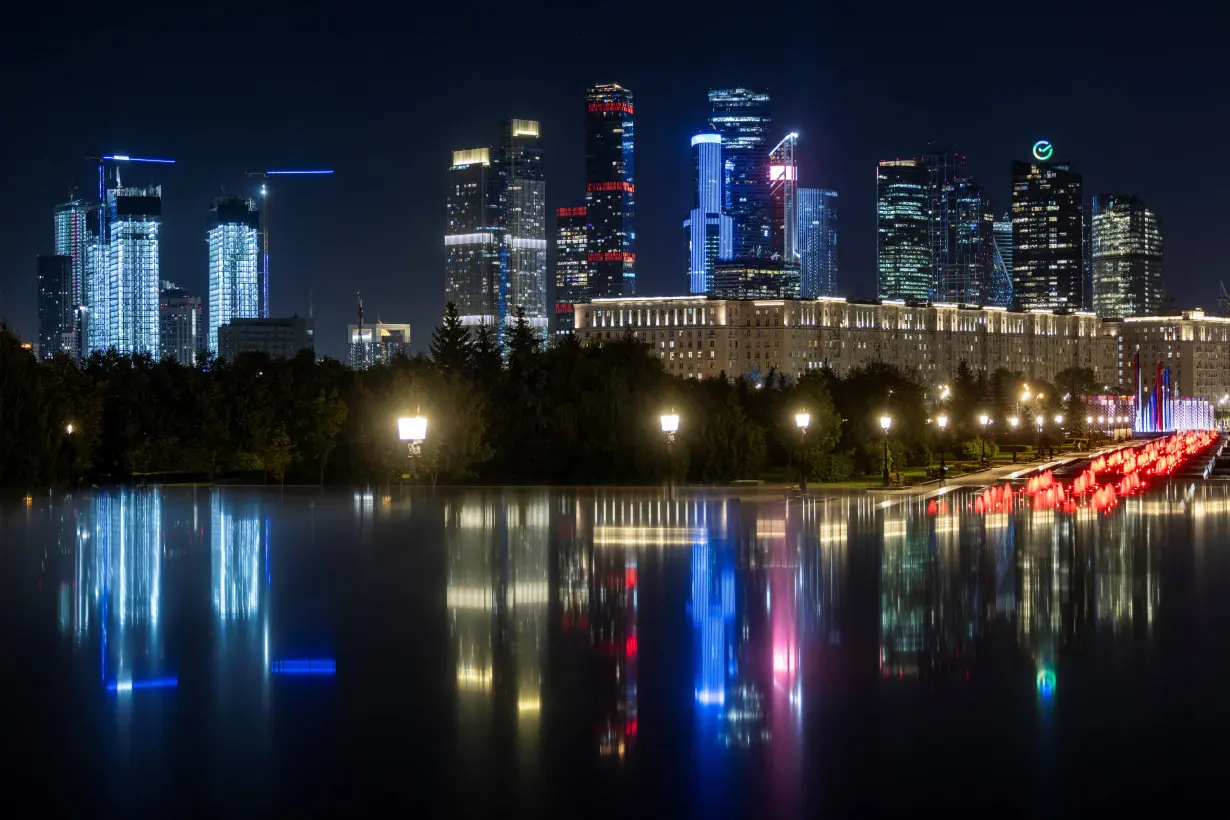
[[304, 388, 348, 485], [469, 321, 503, 386], [430, 302, 473, 375]]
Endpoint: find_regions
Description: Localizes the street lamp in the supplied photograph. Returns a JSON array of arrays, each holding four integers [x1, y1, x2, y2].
[[880, 415, 892, 487], [979, 413, 990, 464], [936, 414, 948, 486], [660, 412, 680, 484], [65, 422, 75, 435], [795, 412, 811, 492], [397, 413, 428, 479]]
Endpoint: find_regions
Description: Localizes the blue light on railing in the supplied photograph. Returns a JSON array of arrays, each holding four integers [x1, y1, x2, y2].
[[271, 658, 337, 675]]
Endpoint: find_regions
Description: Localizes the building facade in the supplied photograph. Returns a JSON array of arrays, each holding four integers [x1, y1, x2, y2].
[[498, 118, 548, 339], [54, 199, 94, 357], [348, 321, 411, 368], [877, 161, 932, 302], [89, 185, 162, 357], [797, 188, 838, 298], [445, 147, 501, 329], [945, 179, 996, 305], [708, 88, 771, 259], [36, 255, 74, 359], [159, 281, 205, 365], [575, 297, 1104, 385], [686, 134, 733, 295], [554, 204, 589, 335], [207, 195, 261, 353], [1101, 311, 1230, 406], [713, 260, 800, 301], [768, 132, 799, 261], [217, 317, 314, 362], [1012, 158, 1083, 312], [1092, 193, 1163, 318], [585, 83, 636, 299]]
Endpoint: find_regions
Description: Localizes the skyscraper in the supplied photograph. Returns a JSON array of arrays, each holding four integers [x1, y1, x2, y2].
[[554, 204, 589, 335], [685, 134, 733, 295], [445, 147, 501, 328], [207, 195, 261, 354], [993, 212, 1013, 279], [945, 179, 995, 304], [54, 198, 94, 357], [921, 143, 965, 294], [797, 188, 838, 298], [498, 118, 548, 339], [1011, 157, 1083, 311], [585, 83, 636, 298], [708, 88, 771, 258], [89, 185, 162, 357], [159, 280, 205, 364], [36, 255, 74, 359], [348, 321, 411, 368], [1092, 193, 1163, 318], [877, 160, 932, 301], [768, 132, 799, 261]]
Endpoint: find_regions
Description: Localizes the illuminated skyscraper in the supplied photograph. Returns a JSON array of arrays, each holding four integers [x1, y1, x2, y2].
[[1092, 193, 1163, 318], [207, 195, 261, 354], [1011, 157, 1083, 311], [685, 134, 732, 294], [944, 179, 996, 304], [54, 198, 94, 357], [159, 281, 204, 364], [797, 188, 838, 297], [877, 160, 932, 301], [554, 204, 589, 334], [922, 143, 965, 295], [708, 88, 772, 258], [585, 83, 636, 298], [498, 118, 548, 339], [347, 321, 411, 368], [993, 211, 1013, 278], [89, 186, 162, 357], [36, 255, 74, 359], [445, 147, 501, 328], [768, 132, 799, 260]]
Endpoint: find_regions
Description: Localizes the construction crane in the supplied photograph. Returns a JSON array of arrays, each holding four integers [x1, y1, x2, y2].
[[244, 169, 334, 317], [86, 154, 176, 201]]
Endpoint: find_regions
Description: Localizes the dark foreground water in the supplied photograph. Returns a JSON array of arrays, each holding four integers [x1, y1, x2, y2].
[[3, 484, 1230, 817]]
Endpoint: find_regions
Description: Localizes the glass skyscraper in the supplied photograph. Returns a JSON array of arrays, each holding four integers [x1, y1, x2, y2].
[[686, 134, 732, 295], [445, 147, 502, 328], [993, 212, 1013, 280], [945, 179, 995, 304], [36, 255, 74, 359], [89, 186, 162, 357], [554, 204, 589, 334], [708, 88, 771, 259], [1011, 158, 1083, 311], [1092, 193, 1163, 318], [877, 160, 932, 301], [159, 280, 205, 364], [585, 83, 636, 298], [207, 195, 261, 354], [54, 198, 93, 357], [498, 118, 548, 339], [768, 132, 798, 261], [797, 188, 838, 298], [989, 212, 1014, 308], [922, 143, 964, 296]]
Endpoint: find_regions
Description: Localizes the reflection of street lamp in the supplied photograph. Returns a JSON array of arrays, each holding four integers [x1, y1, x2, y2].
[[880, 415, 892, 487], [795, 412, 810, 492], [936, 414, 948, 485], [979, 413, 989, 463], [398, 414, 428, 479]]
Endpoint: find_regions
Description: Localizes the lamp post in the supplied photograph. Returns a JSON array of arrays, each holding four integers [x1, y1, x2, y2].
[[795, 412, 810, 493], [65, 422, 75, 436], [397, 413, 428, 481], [1035, 415, 1044, 460], [936, 414, 948, 486], [979, 413, 989, 464], [880, 415, 892, 487], [660, 412, 680, 487], [1008, 416, 1019, 462]]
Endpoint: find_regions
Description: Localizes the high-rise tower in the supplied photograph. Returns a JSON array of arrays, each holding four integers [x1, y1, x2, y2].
[[36, 255, 74, 359], [54, 198, 94, 357], [207, 195, 261, 354], [585, 83, 636, 298], [708, 88, 771, 258], [554, 204, 589, 335], [769, 132, 799, 261], [159, 280, 205, 364], [1092, 193, 1163, 318], [797, 189, 838, 298], [1011, 154, 1083, 311], [685, 134, 733, 295], [877, 160, 932, 301], [497, 119, 548, 339], [445, 147, 502, 328], [89, 185, 162, 356]]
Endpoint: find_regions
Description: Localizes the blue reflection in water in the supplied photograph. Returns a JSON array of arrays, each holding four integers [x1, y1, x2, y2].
[[271, 659, 336, 675], [691, 526, 734, 708]]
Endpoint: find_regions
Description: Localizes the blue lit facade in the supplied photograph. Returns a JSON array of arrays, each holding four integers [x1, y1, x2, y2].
[[685, 134, 732, 295], [89, 186, 163, 357], [585, 83, 636, 298], [54, 199, 94, 357], [708, 88, 771, 259], [797, 188, 838, 297], [207, 196, 262, 354]]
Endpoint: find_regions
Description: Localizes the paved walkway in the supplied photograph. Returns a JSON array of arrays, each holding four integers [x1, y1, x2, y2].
[[873, 448, 1114, 499]]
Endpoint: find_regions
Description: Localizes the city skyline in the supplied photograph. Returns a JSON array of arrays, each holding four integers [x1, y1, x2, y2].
[[2, 8, 1220, 358]]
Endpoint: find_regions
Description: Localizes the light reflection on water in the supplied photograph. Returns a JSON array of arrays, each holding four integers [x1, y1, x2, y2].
[[15, 480, 1230, 813]]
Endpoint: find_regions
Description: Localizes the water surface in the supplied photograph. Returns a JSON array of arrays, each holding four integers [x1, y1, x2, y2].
[[4, 484, 1230, 816]]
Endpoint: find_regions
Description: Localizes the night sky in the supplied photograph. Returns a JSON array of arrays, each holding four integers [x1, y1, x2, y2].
[[0, 4, 1220, 359]]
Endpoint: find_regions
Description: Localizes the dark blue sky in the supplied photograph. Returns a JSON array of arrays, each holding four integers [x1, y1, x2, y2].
[[0, 3, 1221, 358]]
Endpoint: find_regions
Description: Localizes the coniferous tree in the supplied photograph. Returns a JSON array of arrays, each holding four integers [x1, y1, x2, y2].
[[430, 302, 473, 376]]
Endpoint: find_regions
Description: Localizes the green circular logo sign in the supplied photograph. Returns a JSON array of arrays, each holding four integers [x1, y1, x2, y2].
[[1033, 140, 1053, 161]]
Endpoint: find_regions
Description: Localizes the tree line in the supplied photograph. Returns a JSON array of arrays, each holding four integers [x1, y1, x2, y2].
[[0, 308, 1100, 490]]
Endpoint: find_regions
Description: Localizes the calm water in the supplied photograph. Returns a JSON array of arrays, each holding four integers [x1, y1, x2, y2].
[[4, 484, 1230, 816]]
